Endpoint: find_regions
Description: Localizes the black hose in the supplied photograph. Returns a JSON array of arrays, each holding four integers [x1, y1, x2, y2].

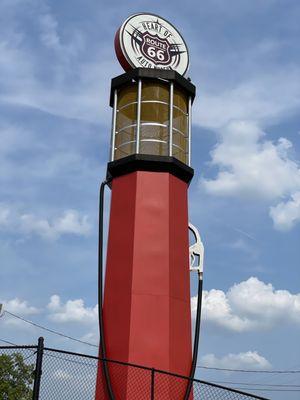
[[98, 180, 115, 400], [184, 275, 203, 400]]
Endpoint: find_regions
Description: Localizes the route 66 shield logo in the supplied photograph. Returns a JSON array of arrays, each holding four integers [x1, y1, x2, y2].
[[141, 33, 171, 65]]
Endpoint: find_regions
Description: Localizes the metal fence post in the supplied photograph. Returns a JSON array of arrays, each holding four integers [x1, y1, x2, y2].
[[32, 337, 44, 400], [151, 368, 155, 400]]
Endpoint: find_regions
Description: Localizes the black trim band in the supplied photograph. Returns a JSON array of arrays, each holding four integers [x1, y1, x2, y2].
[[106, 154, 194, 184]]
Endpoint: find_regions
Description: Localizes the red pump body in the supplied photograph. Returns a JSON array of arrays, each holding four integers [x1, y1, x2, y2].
[[95, 170, 192, 399]]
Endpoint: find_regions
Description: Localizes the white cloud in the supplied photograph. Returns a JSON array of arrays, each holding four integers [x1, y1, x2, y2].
[[0, 298, 40, 328], [201, 121, 300, 200], [193, 277, 300, 332], [229, 238, 253, 254], [38, 9, 84, 58], [46, 295, 99, 347], [194, 288, 254, 333], [0, 294, 99, 347], [52, 210, 90, 236], [47, 295, 98, 324], [228, 277, 300, 324], [195, 68, 300, 130], [0, 2, 115, 124], [201, 351, 271, 370], [200, 120, 300, 230], [270, 192, 300, 231], [53, 370, 72, 381], [38, 13, 62, 51], [80, 331, 99, 346], [0, 205, 10, 226], [20, 210, 91, 240], [0, 298, 39, 316], [0, 204, 91, 240]]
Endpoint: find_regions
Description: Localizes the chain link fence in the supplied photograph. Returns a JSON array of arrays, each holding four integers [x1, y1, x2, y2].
[[0, 338, 269, 400]]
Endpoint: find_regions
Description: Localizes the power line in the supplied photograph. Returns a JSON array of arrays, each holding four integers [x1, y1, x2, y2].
[[44, 351, 96, 367], [3, 311, 300, 376], [236, 388, 300, 392], [23, 351, 37, 362], [0, 338, 18, 346], [211, 380, 300, 388], [3, 310, 98, 349], [197, 365, 300, 374]]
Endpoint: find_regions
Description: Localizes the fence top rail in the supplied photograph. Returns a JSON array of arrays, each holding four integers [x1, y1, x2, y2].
[[0, 345, 37, 350], [44, 347, 153, 371], [197, 380, 270, 400]]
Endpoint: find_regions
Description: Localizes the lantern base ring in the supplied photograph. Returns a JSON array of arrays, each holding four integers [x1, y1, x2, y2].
[[106, 154, 194, 184]]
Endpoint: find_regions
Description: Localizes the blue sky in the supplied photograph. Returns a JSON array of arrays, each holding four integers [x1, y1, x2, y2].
[[0, 1, 299, 398]]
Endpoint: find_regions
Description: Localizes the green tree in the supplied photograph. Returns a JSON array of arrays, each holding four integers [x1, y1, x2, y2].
[[0, 352, 34, 400]]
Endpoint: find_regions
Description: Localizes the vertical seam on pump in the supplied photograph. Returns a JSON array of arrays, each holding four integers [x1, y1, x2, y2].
[[168, 173, 172, 374], [128, 171, 138, 363]]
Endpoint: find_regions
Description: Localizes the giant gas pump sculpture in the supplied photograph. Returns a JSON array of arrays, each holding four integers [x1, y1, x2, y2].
[[96, 13, 204, 399]]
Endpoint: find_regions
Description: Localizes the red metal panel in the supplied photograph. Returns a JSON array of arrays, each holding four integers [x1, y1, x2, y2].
[[169, 173, 192, 376], [103, 173, 137, 362]]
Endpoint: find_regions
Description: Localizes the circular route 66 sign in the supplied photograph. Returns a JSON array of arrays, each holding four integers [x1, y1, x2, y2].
[[115, 13, 189, 76]]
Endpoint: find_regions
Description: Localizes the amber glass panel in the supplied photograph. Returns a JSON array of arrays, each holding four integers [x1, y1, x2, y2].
[[117, 103, 137, 130], [114, 142, 136, 160], [141, 102, 169, 125], [173, 107, 188, 136], [140, 125, 168, 157], [139, 141, 168, 157], [172, 143, 186, 163], [173, 130, 187, 152], [117, 84, 137, 108], [139, 81, 169, 157], [115, 84, 138, 160], [115, 129, 135, 148], [142, 81, 169, 102], [172, 86, 188, 163], [140, 124, 168, 141], [174, 87, 188, 113]]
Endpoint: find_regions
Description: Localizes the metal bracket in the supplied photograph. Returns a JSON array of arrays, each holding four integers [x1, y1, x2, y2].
[[189, 223, 204, 277]]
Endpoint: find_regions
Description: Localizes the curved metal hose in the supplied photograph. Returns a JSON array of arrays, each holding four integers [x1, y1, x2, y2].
[[184, 274, 203, 400], [98, 180, 115, 400]]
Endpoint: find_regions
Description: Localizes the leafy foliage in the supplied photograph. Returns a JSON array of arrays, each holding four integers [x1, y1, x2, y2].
[[0, 352, 34, 399]]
